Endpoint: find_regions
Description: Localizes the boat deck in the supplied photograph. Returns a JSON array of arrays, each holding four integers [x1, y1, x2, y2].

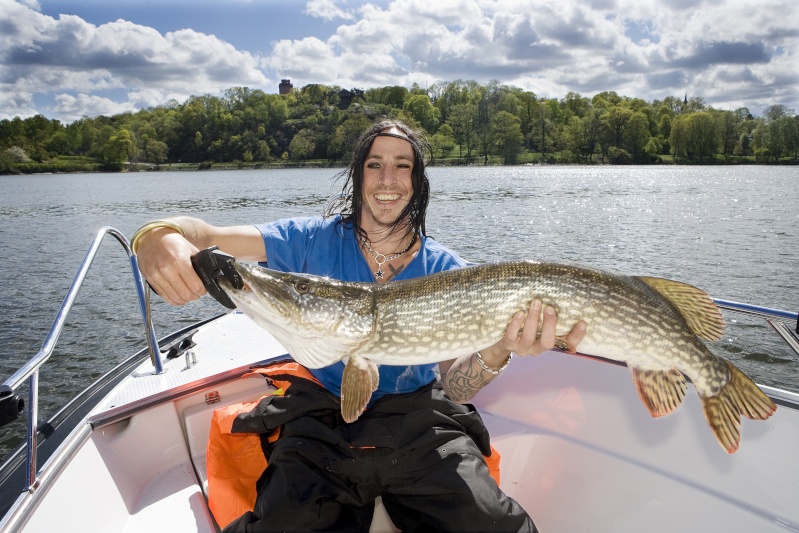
[[6, 312, 799, 533]]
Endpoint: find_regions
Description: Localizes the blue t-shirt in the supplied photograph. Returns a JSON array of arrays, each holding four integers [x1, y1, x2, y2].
[[255, 215, 466, 402]]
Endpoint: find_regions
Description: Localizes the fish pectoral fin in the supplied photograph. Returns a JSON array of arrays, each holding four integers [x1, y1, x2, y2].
[[635, 277, 725, 341], [630, 366, 687, 418], [701, 359, 777, 454], [340, 356, 380, 424]]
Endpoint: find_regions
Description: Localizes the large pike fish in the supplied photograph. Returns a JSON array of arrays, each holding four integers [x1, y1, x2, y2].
[[204, 254, 776, 453]]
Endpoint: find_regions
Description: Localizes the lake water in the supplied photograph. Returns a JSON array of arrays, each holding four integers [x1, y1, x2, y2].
[[1, 165, 797, 460]]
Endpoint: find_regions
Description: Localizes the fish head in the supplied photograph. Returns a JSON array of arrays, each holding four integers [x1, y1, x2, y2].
[[219, 261, 375, 368]]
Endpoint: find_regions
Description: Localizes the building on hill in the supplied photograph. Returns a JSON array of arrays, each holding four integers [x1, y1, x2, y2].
[[279, 79, 293, 95], [337, 88, 364, 109]]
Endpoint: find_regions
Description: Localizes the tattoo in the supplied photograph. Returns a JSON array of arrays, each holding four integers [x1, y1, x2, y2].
[[442, 353, 496, 402], [381, 261, 407, 282]]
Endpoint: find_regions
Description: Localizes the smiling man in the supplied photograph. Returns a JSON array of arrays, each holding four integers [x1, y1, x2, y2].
[[135, 119, 585, 532]]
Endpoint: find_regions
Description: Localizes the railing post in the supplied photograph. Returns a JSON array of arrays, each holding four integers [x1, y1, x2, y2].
[[129, 254, 164, 374], [1, 226, 165, 495]]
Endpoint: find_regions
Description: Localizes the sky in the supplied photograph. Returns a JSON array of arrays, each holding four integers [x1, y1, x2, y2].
[[1, 0, 797, 124]]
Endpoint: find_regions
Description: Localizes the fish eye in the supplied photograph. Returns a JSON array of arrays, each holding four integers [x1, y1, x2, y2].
[[295, 281, 310, 294]]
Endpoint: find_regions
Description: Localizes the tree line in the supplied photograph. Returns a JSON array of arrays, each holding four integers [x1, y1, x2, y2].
[[1, 80, 797, 173]]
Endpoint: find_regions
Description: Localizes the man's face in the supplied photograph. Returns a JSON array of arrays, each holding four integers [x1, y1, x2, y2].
[[360, 128, 415, 232]]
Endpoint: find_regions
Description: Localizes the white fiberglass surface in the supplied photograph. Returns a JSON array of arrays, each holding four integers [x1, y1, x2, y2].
[[475, 351, 799, 533]]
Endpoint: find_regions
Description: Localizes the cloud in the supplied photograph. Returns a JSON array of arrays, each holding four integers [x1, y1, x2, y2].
[[0, 0, 795, 121], [669, 41, 771, 69], [269, 0, 796, 114], [0, 0, 270, 121], [53, 93, 135, 119], [304, 0, 354, 21]]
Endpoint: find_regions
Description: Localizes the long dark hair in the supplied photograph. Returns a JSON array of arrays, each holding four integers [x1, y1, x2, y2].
[[325, 119, 430, 241]]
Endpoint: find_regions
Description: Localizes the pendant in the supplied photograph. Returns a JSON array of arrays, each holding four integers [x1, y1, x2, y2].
[[375, 268, 385, 279]]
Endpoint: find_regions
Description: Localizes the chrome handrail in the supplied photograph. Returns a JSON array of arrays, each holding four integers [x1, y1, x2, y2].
[[713, 298, 799, 357], [1, 226, 164, 493], [713, 298, 799, 322]]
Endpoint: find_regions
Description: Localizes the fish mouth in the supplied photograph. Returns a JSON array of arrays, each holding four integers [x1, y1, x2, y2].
[[220, 262, 294, 319]]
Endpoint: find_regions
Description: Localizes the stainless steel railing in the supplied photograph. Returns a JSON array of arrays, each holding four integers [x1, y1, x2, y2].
[[713, 298, 799, 357], [0, 227, 164, 492]]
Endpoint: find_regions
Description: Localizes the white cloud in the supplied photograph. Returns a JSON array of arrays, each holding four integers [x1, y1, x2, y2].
[[304, 0, 354, 21], [269, 0, 797, 114], [0, 0, 271, 121], [0, 0, 795, 121], [53, 93, 135, 120]]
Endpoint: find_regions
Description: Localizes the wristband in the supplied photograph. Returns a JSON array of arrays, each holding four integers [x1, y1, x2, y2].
[[130, 220, 185, 255], [475, 350, 512, 375]]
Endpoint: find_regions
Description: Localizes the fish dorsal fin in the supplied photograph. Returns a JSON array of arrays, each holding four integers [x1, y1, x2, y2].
[[340, 356, 380, 423], [635, 277, 725, 341]]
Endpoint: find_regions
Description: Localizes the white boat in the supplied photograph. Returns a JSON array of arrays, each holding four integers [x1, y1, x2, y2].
[[1, 227, 798, 532]]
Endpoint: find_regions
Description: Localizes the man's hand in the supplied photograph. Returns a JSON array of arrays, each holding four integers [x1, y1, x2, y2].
[[477, 299, 587, 368], [136, 227, 206, 306], [440, 300, 587, 402], [503, 299, 586, 356]]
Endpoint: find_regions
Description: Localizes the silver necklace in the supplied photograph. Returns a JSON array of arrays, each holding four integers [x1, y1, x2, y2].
[[362, 232, 417, 279]]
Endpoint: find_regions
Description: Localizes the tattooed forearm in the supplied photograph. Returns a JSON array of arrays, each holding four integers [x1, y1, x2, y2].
[[442, 353, 497, 403]]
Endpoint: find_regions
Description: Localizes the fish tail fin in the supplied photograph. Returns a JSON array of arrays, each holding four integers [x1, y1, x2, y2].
[[701, 359, 777, 454], [340, 356, 380, 423], [631, 366, 688, 418]]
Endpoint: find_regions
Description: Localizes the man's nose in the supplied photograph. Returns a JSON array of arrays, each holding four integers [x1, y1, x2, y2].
[[379, 167, 398, 185]]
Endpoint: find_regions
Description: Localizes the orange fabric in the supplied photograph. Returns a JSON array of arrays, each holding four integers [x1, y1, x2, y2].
[[207, 401, 269, 529], [243, 360, 322, 390], [486, 445, 501, 486], [207, 361, 321, 529], [206, 362, 501, 528]]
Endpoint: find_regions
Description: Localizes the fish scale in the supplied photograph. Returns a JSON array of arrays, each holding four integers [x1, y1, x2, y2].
[[219, 259, 776, 453]]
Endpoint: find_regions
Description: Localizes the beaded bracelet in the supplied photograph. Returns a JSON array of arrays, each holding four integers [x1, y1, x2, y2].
[[130, 220, 185, 255], [475, 350, 512, 375]]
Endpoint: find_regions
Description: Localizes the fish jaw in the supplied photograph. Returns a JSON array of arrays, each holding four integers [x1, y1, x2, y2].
[[221, 262, 375, 369]]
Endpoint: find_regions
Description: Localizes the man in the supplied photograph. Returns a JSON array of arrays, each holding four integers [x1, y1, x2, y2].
[[136, 119, 586, 532]]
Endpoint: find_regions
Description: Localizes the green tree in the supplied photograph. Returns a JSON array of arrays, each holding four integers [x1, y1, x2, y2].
[[781, 115, 799, 159], [447, 103, 478, 162], [365, 85, 409, 110], [145, 140, 169, 167], [529, 100, 556, 161], [430, 124, 456, 163], [625, 112, 651, 163], [328, 114, 372, 161], [289, 128, 317, 160], [601, 106, 634, 148], [104, 129, 136, 168], [716, 110, 740, 157], [257, 140, 272, 162], [402, 94, 441, 134], [669, 115, 688, 159], [688, 112, 718, 162], [491, 111, 523, 164]]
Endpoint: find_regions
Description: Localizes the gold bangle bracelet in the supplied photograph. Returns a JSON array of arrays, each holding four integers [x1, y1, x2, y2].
[[475, 351, 512, 375], [130, 220, 185, 256]]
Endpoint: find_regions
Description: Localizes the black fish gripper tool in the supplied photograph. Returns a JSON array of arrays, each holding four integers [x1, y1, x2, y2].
[[190, 246, 243, 309]]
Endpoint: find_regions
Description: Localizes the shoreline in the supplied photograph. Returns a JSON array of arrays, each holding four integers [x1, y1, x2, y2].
[[4, 156, 797, 176]]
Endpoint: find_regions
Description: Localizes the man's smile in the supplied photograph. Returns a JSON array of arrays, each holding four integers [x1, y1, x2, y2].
[[374, 193, 402, 205]]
